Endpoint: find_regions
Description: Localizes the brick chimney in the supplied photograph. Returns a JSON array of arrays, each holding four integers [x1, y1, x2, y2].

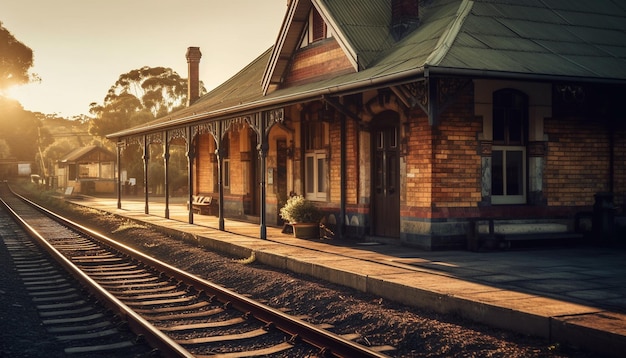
[[186, 47, 202, 106], [391, 0, 420, 40]]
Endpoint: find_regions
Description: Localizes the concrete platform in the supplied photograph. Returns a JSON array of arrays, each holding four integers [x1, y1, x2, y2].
[[68, 195, 626, 357]]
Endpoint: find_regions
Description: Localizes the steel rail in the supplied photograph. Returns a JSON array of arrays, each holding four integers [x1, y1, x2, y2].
[[9, 187, 390, 358], [0, 187, 195, 358]]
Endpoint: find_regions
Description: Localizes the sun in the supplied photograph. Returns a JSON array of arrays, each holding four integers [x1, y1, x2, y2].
[[1, 83, 44, 112], [1, 84, 25, 101]]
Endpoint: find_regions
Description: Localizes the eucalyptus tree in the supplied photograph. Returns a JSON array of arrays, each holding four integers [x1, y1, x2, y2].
[[89, 66, 205, 139]]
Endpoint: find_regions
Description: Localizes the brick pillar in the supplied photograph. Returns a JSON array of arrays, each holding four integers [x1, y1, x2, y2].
[[186, 47, 202, 106], [391, 0, 420, 40]]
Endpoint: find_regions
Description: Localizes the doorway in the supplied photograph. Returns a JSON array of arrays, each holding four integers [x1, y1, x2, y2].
[[372, 111, 400, 238]]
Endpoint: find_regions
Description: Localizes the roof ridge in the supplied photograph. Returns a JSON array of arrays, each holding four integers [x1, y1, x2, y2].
[[425, 0, 474, 67]]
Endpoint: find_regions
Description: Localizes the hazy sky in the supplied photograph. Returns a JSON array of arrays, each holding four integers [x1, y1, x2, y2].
[[1, 0, 286, 118]]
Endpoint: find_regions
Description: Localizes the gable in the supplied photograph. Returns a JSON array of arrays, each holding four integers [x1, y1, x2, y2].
[[282, 38, 355, 88], [263, 0, 362, 94], [60, 146, 115, 163]]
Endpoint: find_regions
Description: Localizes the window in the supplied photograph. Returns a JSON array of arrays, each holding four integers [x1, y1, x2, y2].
[[491, 89, 528, 204], [300, 8, 330, 48], [305, 152, 326, 199], [79, 162, 99, 178], [303, 120, 328, 201], [311, 8, 326, 42], [101, 162, 113, 179], [492, 146, 526, 204]]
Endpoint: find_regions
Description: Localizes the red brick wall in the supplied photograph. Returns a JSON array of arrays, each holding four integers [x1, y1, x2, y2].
[[345, 117, 359, 204], [327, 116, 359, 204], [195, 133, 216, 194], [431, 92, 482, 209], [329, 120, 341, 203], [227, 130, 243, 195], [545, 117, 611, 207], [283, 39, 354, 87], [404, 110, 433, 209]]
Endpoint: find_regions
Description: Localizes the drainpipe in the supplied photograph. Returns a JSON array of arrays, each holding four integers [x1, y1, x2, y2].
[[186, 126, 195, 224], [259, 112, 268, 240], [217, 121, 225, 231], [339, 111, 346, 239], [164, 130, 170, 219], [142, 135, 149, 214], [116, 141, 122, 209], [609, 118, 615, 194]]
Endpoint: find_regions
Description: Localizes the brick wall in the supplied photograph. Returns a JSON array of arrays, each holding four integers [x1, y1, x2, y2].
[[283, 39, 354, 87], [345, 117, 359, 204], [404, 111, 433, 209], [327, 116, 359, 204], [431, 92, 482, 209], [545, 117, 611, 207], [329, 120, 341, 203], [228, 130, 244, 195], [195, 133, 216, 194]]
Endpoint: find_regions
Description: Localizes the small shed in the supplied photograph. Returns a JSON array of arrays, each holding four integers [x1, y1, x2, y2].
[[56, 146, 116, 195]]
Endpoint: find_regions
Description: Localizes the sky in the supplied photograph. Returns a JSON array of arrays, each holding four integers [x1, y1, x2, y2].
[[0, 0, 287, 118]]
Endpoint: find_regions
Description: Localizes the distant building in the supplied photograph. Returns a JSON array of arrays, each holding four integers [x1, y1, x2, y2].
[[108, 0, 626, 249], [0, 159, 33, 178], [56, 145, 115, 195]]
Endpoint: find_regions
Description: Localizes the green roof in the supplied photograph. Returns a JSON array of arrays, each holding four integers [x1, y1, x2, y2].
[[108, 0, 626, 138], [439, 0, 626, 78]]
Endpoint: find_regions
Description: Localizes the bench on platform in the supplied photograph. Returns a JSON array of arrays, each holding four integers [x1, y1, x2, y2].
[[469, 219, 583, 250], [187, 195, 217, 216]]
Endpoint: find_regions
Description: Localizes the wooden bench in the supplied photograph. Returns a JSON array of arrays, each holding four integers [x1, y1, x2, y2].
[[469, 219, 583, 250], [187, 195, 217, 216]]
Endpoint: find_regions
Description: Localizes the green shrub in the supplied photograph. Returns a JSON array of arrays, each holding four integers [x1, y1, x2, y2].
[[279, 195, 321, 223]]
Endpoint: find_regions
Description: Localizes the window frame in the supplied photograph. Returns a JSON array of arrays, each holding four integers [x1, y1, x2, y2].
[[491, 88, 529, 205], [303, 115, 329, 202], [300, 8, 331, 48], [491, 146, 526, 205], [305, 150, 327, 201]]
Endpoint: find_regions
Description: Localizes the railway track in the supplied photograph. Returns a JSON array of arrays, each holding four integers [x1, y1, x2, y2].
[[1, 184, 391, 358]]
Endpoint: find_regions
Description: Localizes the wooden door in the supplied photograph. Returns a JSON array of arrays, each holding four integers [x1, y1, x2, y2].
[[373, 115, 400, 237]]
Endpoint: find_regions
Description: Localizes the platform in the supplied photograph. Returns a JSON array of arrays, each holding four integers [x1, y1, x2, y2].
[[68, 195, 626, 357]]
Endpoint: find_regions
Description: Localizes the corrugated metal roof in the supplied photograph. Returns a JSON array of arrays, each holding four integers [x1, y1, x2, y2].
[[319, 0, 394, 68], [440, 0, 626, 78], [60, 146, 115, 163], [108, 0, 626, 138]]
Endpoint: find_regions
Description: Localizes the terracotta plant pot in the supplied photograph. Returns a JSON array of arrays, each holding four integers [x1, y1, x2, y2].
[[292, 222, 319, 239]]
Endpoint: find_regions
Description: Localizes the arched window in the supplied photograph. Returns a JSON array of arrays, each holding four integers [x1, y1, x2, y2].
[[491, 89, 528, 204]]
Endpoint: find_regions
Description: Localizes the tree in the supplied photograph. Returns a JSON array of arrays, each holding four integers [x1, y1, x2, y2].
[[0, 139, 10, 159], [0, 97, 52, 163], [89, 66, 205, 138], [0, 21, 38, 91]]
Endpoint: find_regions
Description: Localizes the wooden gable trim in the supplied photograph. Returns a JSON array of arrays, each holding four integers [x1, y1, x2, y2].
[[312, 0, 358, 71], [262, 0, 359, 95], [262, 0, 310, 95]]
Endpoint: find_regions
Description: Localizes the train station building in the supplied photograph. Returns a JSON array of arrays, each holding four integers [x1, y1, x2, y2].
[[107, 0, 626, 250]]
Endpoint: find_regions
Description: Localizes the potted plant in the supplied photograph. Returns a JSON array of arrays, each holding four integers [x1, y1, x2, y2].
[[279, 195, 322, 239]]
